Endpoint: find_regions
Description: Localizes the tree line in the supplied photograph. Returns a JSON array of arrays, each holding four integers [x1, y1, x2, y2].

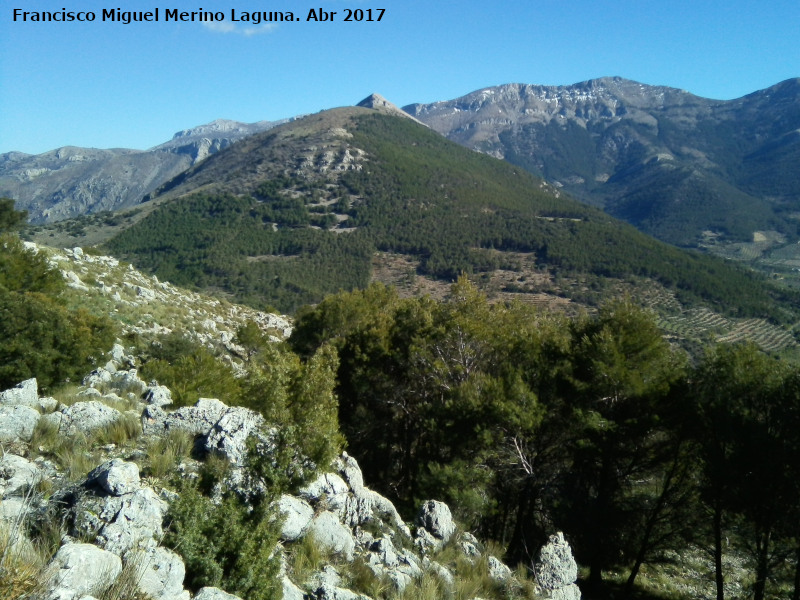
[[291, 279, 800, 599]]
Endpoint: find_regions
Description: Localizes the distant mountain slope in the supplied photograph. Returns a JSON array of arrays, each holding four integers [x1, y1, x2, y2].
[[100, 105, 797, 334], [404, 77, 800, 247], [0, 118, 287, 223]]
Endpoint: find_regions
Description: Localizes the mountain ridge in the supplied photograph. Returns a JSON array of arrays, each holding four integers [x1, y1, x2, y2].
[[0, 117, 288, 223], [403, 76, 800, 250]]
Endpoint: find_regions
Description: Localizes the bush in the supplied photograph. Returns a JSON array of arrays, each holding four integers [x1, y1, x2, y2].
[[0, 289, 116, 392], [164, 484, 282, 600], [139, 343, 241, 408]]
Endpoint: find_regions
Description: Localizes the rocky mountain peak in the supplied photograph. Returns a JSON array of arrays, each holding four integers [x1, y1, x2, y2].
[[356, 92, 394, 109], [356, 93, 425, 124]]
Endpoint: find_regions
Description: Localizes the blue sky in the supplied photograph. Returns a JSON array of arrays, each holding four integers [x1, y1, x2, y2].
[[1, 0, 798, 154]]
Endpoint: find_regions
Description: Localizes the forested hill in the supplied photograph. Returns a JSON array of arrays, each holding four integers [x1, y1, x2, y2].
[[102, 107, 797, 334]]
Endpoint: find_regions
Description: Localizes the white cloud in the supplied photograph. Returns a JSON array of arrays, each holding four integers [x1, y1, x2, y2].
[[202, 22, 278, 36]]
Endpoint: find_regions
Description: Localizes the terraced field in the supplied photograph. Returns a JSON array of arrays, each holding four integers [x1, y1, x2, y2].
[[659, 307, 798, 353]]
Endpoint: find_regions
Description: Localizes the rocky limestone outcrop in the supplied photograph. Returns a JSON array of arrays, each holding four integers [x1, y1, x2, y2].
[[0, 378, 39, 407], [0, 368, 533, 600], [48, 543, 123, 600], [415, 499, 456, 551], [42, 400, 123, 436], [535, 532, 581, 600], [0, 405, 41, 443]]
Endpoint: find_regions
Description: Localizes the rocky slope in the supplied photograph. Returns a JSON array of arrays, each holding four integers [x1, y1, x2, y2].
[[0, 322, 579, 600], [0, 243, 582, 600], [0, 118, 289, 224], [404, 77, 800, 247]]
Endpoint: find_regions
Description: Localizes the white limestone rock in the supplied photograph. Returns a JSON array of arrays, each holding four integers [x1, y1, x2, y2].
[[142, 398, 228, 437], [130, 546, 189, 600], [193, 588, 243, 600], [87, 459, 141, 496], [308, 511, 356, 561], [0, 405, 40, 443], [0, 453, 41, 497], [276, 494, 314, 541], [92, 487, 168, 555], [535, 532, 580, 599], [47, 543, 122, 600], [488, 556, 512, 582], [281, 577, 306, 600], [113, 369, 148, 393], [143, 383, 173, 407], [417, 500, 456, 543], [203, 405, 266, 465], [82, 368, 114, 389], [0, 378, 39, 407], [367, 490, 411, 539], [0, 497, 28, 524], [43, 401, 121, 436]]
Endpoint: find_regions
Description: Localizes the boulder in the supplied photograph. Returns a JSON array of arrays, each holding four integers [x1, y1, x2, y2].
[[109, 343, 129, 365], [368, 491, 411, 539], [417, 500, 456, 543], [203, 406, 266, 465], [336, 452, 365, 494], [299, 472, 349, 503], [113, 369, 148, 393], [142, 398, 228, 437], [308, 511, 355, 561], [0, 405, 40, 443], [47, 543, 122, 600], [87, 459, 140, 496], [299, 472, 350, 517], [423, 558, 454, 588], [77, 388, 102, 398], [535, 532, 580, 599], [0, 453, 41, 497], [0, 378, 38, 407], [276, 494, 314, 541], [82, 368, 114, 389], [370, 536, 399, 569], [281, 576, 306, 600], [550, 586, 581, 600], [309, 564, 342, 590], [130, 546, 189, 600], [0, 497, 28, 524], [458, 531, 482, 557], [313, 585, 371, 600], [194, 588, 243, 600], [91, 487, 168, 555], [487, 556, 512, 582], [43, 401, 121, 436], [394, 549, 422, 580], [39, 396, 59, 412], [143, 384, 173, 407]]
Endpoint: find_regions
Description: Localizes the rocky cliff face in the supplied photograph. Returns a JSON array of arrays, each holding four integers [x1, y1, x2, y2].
[[0, 118, 287, 224]]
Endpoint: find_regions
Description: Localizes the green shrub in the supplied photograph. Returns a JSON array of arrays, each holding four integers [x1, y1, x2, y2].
[[140, 345, 241, 408], [163, 484, 282, 600], [0, 235, 117, 392]]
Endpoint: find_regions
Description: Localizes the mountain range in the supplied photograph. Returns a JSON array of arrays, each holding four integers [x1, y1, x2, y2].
[[404, 77, 800, 248], [0, 118, 288, 223], [60, 99, 792, 358], [6, 77, 799, 255]]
